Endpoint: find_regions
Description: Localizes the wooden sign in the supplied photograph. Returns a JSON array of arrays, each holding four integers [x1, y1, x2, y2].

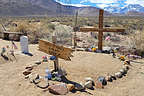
[[39, 39, 72, 61]]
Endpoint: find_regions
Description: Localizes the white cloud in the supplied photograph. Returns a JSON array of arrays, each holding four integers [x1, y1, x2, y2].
[[85, 0, 120, 4], [56, 1, 90, 7], [68, 4, 90, 7], [126, 0, 144, 6], [80, 0, 89, 3]]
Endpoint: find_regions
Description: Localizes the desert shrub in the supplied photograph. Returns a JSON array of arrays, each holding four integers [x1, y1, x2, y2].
[[47, 24, 55, 30], [128, 31, 144, 56]]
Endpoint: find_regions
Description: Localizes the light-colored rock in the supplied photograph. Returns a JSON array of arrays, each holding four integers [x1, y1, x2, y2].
[[67, 84, 75, 91], [115, 72, 122, 78], [85, 77, 94, 83], [84, 81, 93, 89], [123, 65, 129, 71], [29, 74, 39, 83], [120, 69, 126, 75], [76, 48, 85, 51], [35, 61, 41, 65], [105, 75, 112, 82]]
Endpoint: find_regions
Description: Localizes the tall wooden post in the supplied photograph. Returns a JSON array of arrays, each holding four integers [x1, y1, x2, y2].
[[73, 11, 78, 49], [98, 9, 104, 50], [52, 36, 59, 71]]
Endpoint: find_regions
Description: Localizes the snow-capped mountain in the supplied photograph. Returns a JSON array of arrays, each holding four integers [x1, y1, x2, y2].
[[120, 4, 144, 14], [104, 4, 144, 14], [104, 6, 122, 13]]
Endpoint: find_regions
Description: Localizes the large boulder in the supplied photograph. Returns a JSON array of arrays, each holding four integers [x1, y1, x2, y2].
[[48, 83, 68, 95]]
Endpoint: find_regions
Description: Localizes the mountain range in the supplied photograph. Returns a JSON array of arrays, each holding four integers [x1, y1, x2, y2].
[[0, 0, 143, 16], [104, 4, 144, 14], [0, 0, 108, 16]]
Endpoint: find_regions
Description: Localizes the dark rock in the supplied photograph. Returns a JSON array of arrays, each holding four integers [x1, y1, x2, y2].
[[97, 76, 107, 85], [23, 70, 31, 76], [75, 83, 85, 91]]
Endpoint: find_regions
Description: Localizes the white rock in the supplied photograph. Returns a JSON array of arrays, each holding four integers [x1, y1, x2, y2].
[[85, 77, 94, 82], [35, 61, 41, 65], [84, 81, 93, 89], [120, 69, 126, 75], [115, 72, 122, 78]]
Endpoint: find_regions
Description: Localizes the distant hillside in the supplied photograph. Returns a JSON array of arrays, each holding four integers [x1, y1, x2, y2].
[[0, 0, 111, 16]]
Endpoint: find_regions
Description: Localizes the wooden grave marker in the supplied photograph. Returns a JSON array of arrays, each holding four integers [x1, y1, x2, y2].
[[79, 9, 125, 50], [39, 39, 73, 71], [39, 39, 72, 61]]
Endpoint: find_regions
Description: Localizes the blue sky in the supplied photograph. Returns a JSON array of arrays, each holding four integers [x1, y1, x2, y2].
[[55, 0, 144, 8]]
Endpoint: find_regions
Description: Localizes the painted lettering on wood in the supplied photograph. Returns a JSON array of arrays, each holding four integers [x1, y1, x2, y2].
[[39, 40, 72, 61]]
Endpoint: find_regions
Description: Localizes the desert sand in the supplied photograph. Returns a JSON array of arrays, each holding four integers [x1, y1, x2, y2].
[[0, 39, 144, 96]]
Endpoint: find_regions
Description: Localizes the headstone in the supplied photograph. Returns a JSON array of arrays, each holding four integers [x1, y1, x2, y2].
[[20, 36, 29, 53]]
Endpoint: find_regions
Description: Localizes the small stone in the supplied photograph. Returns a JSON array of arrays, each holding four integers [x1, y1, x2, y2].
[[67, 84, 75, 91], [123, 65, 129, 70], [76, 48, 85, 51], [25, 67, 33, 71], [115, 72, 122, 78], [48, 83, 68, 95], [29, 74, 39, 83], [105, 75, 112, 82], [95, 80, 104, 89], [85, 77, 94, 83], [97, 76, 107, 85], [84, 81, 93, 89], [75, 83, 85, 91], [25, 75, 29, 79], [111, 75, 117, 80], [120, 69, 126, 75], [23, 70, 31, 76], [35, 61, 41, 65]]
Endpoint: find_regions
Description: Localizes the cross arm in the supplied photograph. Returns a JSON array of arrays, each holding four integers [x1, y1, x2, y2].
[[80, 27, 99, 32], [80, 27, 125, 32]]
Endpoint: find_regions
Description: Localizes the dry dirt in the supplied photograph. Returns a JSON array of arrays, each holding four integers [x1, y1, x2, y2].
[[0, 39, 144, 96]]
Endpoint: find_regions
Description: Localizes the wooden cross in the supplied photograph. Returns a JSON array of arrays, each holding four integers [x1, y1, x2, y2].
[[80, 9, 125, 50]]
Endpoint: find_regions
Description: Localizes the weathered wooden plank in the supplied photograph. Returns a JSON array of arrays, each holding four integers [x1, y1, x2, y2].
[[3, 31, 23, 34], [39, 39, 73, 61], [80, 28, 125, 32], [102, 28, 125, 32]]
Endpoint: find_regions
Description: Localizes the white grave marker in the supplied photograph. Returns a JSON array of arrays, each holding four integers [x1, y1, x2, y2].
[[20, 36, 29, 53]]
